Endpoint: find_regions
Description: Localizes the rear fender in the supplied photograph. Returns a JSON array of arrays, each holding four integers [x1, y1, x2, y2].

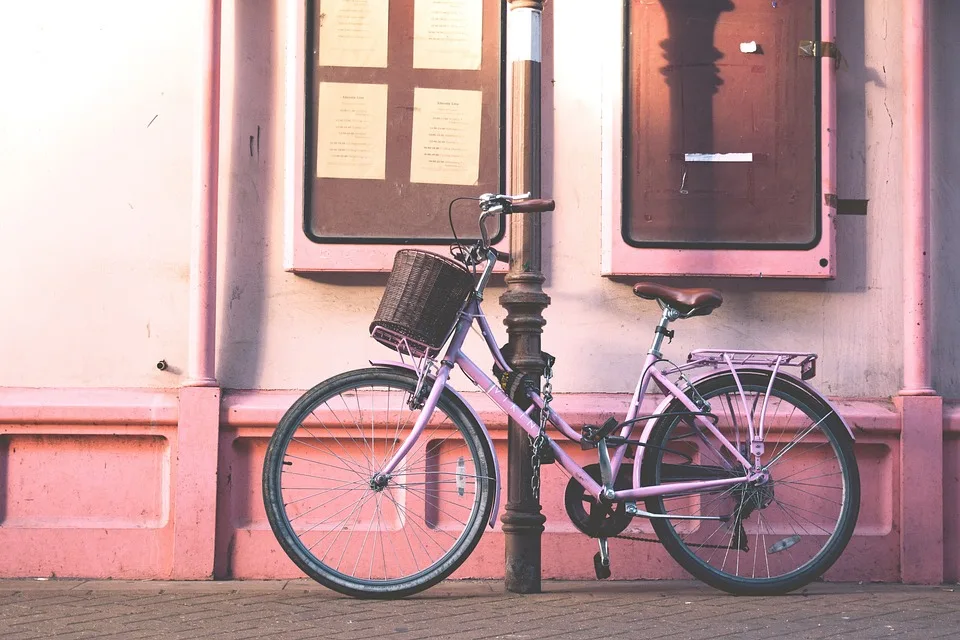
[[685, 367, 855, 440], [370, 360, 501, 528]]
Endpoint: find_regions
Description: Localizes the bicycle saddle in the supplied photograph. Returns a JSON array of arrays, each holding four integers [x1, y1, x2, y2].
[[633, 283, 723, 317]]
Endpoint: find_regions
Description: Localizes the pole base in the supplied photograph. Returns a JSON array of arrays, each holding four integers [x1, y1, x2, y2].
[[502, 507, 546, 593]]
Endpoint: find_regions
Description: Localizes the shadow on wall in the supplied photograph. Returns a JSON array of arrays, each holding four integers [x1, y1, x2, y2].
[[931, 0, 960, 397], [540, 0, 555, 285], [831, 0, 876, 295], [214, 0, 277, 581], [217, 0, 275, 390]]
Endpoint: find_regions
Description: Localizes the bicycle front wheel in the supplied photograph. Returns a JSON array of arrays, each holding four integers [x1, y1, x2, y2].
[[263, 368, 495, 598], [640, 370, 860, 595]]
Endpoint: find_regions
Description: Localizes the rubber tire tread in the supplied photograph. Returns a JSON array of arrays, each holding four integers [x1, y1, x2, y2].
[[640, 370, 860, 596], [262, 367, 496, 599]]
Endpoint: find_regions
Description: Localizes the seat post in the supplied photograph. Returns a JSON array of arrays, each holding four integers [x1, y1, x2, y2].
[[649, 305, 678, 357]]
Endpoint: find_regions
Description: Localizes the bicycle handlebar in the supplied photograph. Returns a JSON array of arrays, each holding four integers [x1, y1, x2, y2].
[[475, 194, 556, 260], [509, 199, 556, 213]]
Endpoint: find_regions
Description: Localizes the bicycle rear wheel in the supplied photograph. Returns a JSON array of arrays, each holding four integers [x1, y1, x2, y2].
[[263, 368, 495, 598], [640, 370, 860, 595]]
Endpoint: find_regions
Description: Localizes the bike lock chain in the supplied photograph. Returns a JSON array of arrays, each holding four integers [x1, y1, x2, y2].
[[529, 359, 553, 501]]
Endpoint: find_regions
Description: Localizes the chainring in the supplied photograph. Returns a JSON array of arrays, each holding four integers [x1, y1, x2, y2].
[[564, 463, 634, 538]]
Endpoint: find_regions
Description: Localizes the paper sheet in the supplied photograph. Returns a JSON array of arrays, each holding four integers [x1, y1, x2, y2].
[[409, 87, 482, 186], [316, 82, 389, 180], [413, 0, 483, 70], [317, 0, 389, 68]]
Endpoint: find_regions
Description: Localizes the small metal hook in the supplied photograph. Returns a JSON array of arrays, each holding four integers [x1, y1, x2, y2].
[[679, 169, 689, 195]]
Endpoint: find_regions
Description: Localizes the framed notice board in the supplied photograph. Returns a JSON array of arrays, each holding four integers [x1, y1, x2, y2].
[[303, 0, 506, 247], [624, 0, 819, 250], [600, 0, 838, 278]]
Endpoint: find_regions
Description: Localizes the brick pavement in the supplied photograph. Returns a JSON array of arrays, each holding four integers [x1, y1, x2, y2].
[[0, 579, 957, 639]]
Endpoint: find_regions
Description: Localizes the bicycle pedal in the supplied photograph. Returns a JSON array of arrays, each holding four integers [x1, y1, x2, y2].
[[593, 552, 611, 580], [580, 425, 599, 449]]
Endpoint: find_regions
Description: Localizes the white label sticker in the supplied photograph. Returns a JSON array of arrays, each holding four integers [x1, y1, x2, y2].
[[684, 153, 754, 163]]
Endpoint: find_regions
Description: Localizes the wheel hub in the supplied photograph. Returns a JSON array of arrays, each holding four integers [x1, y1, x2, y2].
[[733, 470, 776, 520], [369, 473, 390, 492]]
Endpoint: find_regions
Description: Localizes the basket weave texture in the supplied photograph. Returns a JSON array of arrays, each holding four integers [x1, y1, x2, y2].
[[370, 250, 475, 351]]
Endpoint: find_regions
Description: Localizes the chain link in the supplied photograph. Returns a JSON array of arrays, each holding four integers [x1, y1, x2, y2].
[[529, 360, 553, 501]]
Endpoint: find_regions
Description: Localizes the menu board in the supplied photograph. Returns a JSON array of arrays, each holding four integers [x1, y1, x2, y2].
[[305, 0, 505, 244]]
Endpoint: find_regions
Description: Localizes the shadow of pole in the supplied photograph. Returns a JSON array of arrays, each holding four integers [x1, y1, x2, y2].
[[213, 0, 276, 578], [659, 0, 733, 243], [930, 0, 960, 396]]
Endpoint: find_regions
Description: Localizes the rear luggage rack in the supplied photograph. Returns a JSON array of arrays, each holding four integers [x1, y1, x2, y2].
[[686, 349, 818, 380]]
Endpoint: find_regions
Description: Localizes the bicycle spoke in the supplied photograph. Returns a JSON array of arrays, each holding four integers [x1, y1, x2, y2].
[[772, 452, 839, 483], [333, 494, 372, 572], [775, 481, 844, 506], [772, 498, 836, 536], [353, 494, 380, 577], [283, 480, 369, 507], [382, 489, 459, 546], [284, 451, 368, 479], [287, 486, 366, 524], [401, 483, 476, 524], [290, 430, 369, 478], [763, 411, 834, 470], [304, 490, 378, 553], [326, 397, 376, 473], [309, 405, 375, 474]]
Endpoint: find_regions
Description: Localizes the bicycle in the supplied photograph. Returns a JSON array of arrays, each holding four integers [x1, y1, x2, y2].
[[262, 193, 860, 598]]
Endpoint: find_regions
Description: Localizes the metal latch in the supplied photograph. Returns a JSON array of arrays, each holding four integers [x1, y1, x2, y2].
[[799, 40, 842, 67]]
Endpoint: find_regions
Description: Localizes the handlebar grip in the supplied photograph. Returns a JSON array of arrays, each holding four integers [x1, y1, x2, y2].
[[495, 250, 510, 263], [510, 199, 556, 213]]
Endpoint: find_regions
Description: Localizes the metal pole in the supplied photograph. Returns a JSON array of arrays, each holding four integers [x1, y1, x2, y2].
[[500, 0, 548, 594], [902, 0, 934, 396], [184, 0, 222, 388]]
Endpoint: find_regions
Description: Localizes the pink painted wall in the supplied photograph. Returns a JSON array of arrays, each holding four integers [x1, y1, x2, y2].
[[215, 392, 904, 582], [0, 2, 200, 388], [0, 0, 958, 582], [2, 1, 954, 398]]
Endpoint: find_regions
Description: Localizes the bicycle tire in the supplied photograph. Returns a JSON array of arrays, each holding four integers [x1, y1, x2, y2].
[[263, 367, 496, 598], [640, 370, 860, 595]]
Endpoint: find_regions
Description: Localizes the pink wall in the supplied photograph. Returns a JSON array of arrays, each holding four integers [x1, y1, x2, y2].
[[215, 391, 906, 582], [0, 0, 958, 583]]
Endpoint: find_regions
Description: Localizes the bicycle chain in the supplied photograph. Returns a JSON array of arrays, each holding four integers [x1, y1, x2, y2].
[[610, 529, 740, 550], [529, 360, 553, 501]]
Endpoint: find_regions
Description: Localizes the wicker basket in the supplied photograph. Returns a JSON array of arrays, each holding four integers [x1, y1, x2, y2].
[[370, 250, 475, 355]]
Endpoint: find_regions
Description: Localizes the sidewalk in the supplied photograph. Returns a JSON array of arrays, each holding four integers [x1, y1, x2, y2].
[[0, 579, 957, 640]]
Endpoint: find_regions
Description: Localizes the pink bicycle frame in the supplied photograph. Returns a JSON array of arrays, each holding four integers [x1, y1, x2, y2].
[[377, 293, 757, 503]]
